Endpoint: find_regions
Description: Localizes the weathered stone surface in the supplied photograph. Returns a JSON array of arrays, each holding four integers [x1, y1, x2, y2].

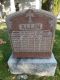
[[6, 9, 56, 58], [8, 53, 57, 76]]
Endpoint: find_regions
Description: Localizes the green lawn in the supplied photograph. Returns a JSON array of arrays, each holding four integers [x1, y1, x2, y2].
[[0, 23, 60, 80]]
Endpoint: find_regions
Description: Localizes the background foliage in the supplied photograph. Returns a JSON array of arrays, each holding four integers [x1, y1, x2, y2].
[[42, 0, 60, 16]]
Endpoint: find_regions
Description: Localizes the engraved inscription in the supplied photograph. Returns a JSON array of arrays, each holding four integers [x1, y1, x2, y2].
[[11, 29, 52, 52], [19, 23, 43, 30]]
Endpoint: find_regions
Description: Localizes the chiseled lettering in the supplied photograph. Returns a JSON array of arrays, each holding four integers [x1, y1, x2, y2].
[[19, 23, 43, 30]]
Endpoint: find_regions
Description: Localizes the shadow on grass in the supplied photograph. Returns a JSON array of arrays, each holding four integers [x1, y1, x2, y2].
[[0, 28, 15, 80], [0, 29, 12, 63], [53, 29, 60, 55], [53, 29, 60, 71]]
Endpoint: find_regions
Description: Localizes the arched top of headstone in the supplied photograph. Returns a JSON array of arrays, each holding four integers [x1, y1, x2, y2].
[[6, 9, 56, 32]]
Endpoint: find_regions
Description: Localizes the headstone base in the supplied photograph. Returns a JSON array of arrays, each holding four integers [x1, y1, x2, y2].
[[8, 53, 57, 76]]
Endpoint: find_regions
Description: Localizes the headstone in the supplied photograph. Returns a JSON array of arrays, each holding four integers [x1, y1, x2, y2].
[[7, 9, 57, 76], [6, 9, 56, 58]]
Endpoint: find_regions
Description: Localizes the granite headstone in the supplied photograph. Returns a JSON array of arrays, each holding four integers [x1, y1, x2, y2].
[[6, 9, 56, 58]]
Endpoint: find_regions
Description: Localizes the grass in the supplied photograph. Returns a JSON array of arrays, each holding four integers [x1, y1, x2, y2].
[[0, 23, 60, 80]]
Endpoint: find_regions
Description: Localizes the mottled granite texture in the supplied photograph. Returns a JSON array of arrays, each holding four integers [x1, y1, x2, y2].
[[8, 53, 57, 76]]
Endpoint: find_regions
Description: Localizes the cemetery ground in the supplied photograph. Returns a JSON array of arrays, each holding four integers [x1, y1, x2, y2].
[[0, 22, 60, 80]]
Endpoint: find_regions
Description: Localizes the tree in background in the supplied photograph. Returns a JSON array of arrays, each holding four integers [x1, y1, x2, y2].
[[53, 0, 60, 16], [0, 0, 9, 18], [42, 0, 53, 11], [0, 0, 60, 16], [0, 0, 6, 18], [42, 0, 60, 16]]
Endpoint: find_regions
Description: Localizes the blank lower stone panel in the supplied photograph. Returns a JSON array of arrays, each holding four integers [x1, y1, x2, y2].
[[8, 53, 57, 76]]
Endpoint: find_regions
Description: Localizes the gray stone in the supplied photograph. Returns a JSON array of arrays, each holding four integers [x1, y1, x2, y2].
[[17, 74, 28, 80], [8, 53, 57, 76]]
